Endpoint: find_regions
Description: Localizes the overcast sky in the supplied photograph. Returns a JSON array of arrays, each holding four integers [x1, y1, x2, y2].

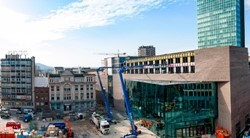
[[0, 0, 249, 67]]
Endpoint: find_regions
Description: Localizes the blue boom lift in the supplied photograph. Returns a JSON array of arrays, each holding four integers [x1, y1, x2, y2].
[[96, 67, 120, 122], [118, 66, 140, 138], [98, 65, 144, 138]]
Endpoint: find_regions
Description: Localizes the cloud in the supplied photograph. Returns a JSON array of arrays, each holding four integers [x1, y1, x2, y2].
[[247, 0, 250, 9], [0, 0, 182, 46]]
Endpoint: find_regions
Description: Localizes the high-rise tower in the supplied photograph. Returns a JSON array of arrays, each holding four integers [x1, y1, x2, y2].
[[197, 0, 245, 48]]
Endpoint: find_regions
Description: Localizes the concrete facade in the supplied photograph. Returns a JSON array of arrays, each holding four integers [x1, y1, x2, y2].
[[111, 46, 250, 137], [0, 53, 35, 108]]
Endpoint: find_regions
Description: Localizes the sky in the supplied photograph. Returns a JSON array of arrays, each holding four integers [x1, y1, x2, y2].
[[0, 0, 249, 67]]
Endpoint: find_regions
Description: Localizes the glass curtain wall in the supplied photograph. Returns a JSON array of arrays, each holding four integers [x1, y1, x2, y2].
[[125, 80, 217, 138]]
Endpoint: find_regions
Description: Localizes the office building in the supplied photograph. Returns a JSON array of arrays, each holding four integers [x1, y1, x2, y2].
[[48, 68, 96, 112], [138, 45, 156, 57], [197, 0, 245, 48], [109, 46, 250, 137], [0, 52, 35, 107]]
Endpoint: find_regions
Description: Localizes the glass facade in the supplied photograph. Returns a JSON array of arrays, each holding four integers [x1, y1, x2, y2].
[[125, 80, 217, 138], [197, 0, 245, 48]]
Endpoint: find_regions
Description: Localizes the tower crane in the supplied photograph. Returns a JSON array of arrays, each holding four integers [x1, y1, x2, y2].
[[96, 51, 126, 57]]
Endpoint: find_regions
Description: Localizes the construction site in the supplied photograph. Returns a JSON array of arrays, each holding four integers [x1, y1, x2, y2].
[[0, 105, 158, 138]]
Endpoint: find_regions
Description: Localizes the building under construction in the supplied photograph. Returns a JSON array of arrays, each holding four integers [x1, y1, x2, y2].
[[0, 51, 35, 107]]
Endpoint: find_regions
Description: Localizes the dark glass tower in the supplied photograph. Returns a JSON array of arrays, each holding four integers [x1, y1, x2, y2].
[[197, 0, 245, 48]]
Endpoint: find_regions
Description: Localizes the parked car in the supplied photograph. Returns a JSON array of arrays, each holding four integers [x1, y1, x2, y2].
[[1, 113, 10, 119]]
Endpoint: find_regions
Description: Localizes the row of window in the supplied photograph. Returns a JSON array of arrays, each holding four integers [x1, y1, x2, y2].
[[1, 84, 32, 88], [50, 102, 95, 111], [49, 76, 95, 83], [35, 96, 48, 100], [126, 66, 195, 74], [1, 60, 32, 66], [51, 92, 94, 101], [36, 102, 49, 106], [127, 56, 195, 66], [50, 84, 94, 92]]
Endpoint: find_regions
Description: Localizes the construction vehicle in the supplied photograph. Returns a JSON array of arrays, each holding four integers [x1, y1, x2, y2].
[[215, 126, 230, 138], [6, 122, 21, 129], [23, 114, 32, 122], [118, 66, 140, 138], [91, 112, 110, 134], [45, 124, 64, 138], [63, 118, 74, 138], [47, 122, 66, 130], [96, 67, 119, 123]]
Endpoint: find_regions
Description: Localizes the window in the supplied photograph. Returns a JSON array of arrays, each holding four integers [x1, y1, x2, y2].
[[90, 85, 93, 90], [87, 93, 89, 99], [191, 66, 195, 73], [64, 94, 71, 100], [64, 85, 71, 92], [56, 94, 60, 100], [191, 56, 195, 62], [168, 67, 174, 74], [86, 85, 89, 90], [80, 93, 84, 99], [75, 93, 79, 100], [168, 58, 174, 64], [175, 58, 180, 63], [75, 85, 78, 91], [56, 86, 60, 91], [36, 102, 40, 106], [91, 93, 93, 99], [176, 67, 181, 73], [183, 57, 188, 63], [51, 94, 54, 100], [183, 66, 189, 73], [51, 86, 54, 91], [80, 85, 84, 91], [41, 102, 44, 106]]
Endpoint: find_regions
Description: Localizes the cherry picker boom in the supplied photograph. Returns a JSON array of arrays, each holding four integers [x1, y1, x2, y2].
[[118, 66, 142, 138], [96, 67, 120, 122]]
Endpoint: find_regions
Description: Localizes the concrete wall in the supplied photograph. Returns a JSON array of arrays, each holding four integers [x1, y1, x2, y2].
[[217, 82, 231, 132], [112, 74, 126, 112], [229, 47, 250, 137]]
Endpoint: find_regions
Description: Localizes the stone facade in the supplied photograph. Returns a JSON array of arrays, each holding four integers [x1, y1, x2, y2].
[[48, 69, 96, 113]]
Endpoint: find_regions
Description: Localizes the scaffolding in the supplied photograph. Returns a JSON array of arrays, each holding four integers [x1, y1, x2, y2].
[[125, 80, 217, 138]]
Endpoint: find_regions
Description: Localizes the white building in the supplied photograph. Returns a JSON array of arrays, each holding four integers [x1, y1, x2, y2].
[[48, 69, 96, 112]]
